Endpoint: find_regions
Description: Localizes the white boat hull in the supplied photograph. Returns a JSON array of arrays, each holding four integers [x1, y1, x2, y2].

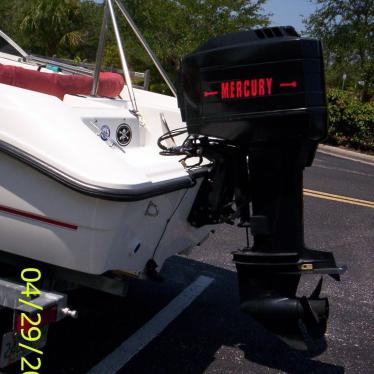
[[0, 151, 208, 276], [0, 31, 211, 279]]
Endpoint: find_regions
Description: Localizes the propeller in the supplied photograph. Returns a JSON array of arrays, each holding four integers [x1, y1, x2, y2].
[[240, 277, 330, 347], [300, 277, 329, 339]]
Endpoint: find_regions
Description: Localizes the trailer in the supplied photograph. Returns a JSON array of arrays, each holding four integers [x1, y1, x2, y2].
[[0, 275, 74, 369]]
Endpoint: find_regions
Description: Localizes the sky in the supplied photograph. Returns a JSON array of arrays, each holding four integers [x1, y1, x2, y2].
[[95, 0, 318, 32], [263, 0, 319, 32]]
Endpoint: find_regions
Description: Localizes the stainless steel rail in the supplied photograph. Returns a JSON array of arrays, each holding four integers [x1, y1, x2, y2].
[[0, 30, 28, 58], [28, 54, 148, 90], [90, 0, 177, 103], [114, 0, 177, 97], [28, 55, 93, 76], [107, 0, 138, 112], [91, 1, 110, 96], [1, 1, 176, 107]]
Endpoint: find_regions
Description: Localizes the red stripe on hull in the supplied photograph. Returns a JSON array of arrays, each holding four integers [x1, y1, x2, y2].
[[0, 205, 78, 230]]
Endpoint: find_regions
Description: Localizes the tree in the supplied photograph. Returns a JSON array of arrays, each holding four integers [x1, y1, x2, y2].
[[20, 0, 84, 56], [0, 0, 25, 42], [304, 0, 374, 101], [111, 0, 270, 92], [76, 0, 106, 61], [1, 0, 270, 93]]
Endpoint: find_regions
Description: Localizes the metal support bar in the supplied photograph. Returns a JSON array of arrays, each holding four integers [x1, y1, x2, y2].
[[143, 69, 151, 91], [0, 279, 67, 321], [114, 0, 177, 97], [28, 55, 93, 76], [91, 1, 110, 96], [107, 0, 138, 112], [28, 55, 148, 84], [0, 30, 28, 58]]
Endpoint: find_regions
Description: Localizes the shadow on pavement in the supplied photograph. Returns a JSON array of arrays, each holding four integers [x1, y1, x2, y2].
[[123, 256, 345, 374], [2, 255, 345, 374]]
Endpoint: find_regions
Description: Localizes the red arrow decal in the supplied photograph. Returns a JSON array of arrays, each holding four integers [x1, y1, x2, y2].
[[279, 81, 298, 88], [204, 90, 219, 97]]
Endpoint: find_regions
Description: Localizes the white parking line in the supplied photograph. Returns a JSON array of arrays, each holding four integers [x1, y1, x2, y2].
[[313, 163, 373, 177], [317, 149, 374, 166], [87, 275, 214, 374]]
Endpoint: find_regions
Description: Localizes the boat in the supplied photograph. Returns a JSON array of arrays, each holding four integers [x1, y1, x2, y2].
[[0, 1, 213, 280], [0, 0, 345, 348]]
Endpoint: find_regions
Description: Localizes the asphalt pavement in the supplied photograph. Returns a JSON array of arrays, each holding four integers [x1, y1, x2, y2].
[[3, 151, 373, 374]]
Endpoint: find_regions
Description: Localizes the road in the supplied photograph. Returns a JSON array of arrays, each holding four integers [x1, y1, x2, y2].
[[3, 152, 374, 374]]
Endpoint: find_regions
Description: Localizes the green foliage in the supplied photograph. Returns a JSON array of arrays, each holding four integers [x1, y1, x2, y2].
[[104, 0, 270, 86], [76, 1, 105, 61], [125, 0, 270, 61], [0, 0, 27, 45], [1, 0, 270, 90], [20, 0, 84, 56], [326, 89, 374, 152], [304, 0, 374, 102], [1, 1, 372, 151]]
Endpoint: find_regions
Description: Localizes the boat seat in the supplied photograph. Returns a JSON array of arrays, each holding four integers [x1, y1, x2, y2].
[[0, 63, 125, 100]]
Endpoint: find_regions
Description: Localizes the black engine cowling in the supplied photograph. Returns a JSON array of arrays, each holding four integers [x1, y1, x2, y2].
[[170, 26, 346, 349], [178, 26, 327, 152]]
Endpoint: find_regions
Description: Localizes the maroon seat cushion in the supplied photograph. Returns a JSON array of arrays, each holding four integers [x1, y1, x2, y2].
[[0, 64, 125, 100]]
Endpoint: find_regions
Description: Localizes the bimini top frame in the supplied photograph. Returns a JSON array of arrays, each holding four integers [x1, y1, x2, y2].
[[92, 0, 177, 112]]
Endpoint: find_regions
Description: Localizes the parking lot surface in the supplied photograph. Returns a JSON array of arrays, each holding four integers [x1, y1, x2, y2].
[[3, 152, 374, 374]]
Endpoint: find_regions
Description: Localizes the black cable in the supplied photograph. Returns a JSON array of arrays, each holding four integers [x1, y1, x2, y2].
[[157, 127, 188, 151]]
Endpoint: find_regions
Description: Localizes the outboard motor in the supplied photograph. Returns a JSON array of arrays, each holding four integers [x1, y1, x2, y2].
[[160, 26, 346, 348]]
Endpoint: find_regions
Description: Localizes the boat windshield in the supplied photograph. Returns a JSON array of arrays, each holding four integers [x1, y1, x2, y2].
[[0, 37, 20, 57], [0, 30, 27, 58], [0, 0, 176, 101]]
